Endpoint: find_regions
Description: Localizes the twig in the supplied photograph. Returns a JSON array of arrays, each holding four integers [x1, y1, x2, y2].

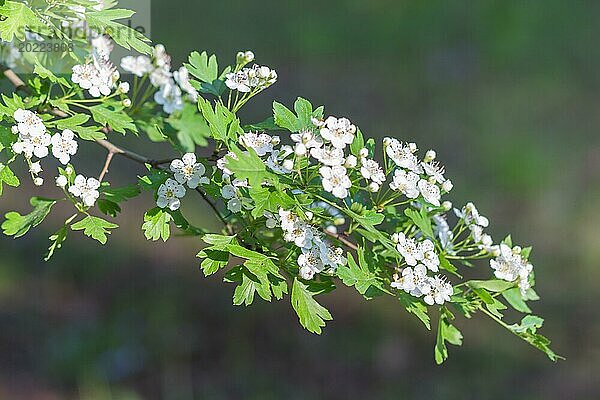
[[98, 151, 115, 182], [324, 229, 359, 251]]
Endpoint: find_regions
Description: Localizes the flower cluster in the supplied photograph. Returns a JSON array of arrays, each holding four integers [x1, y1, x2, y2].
[[121, 44, 197, 114], [386, 139, 453, 207], [155, 153, 209, 211], [11, 109, 78, 186], [392, 265, 453, 306], [455, 202, 493, 250], [225, 64, 278, 93], [278, 209, 346, 280], [68, 175, 101, 207], [490, 244, 533, 295], [71, 58, 119, 98]]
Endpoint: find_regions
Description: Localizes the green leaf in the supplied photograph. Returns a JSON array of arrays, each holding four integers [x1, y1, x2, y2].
[[45, 224, 68, 261], [508, 316, 563, 361], [291, 278, 333, 334], [350, 128, 365, 157], [90, 103, 137, 134], [404, 208, 435, 239], [85, 9, 152, 54], [197, 97, 238, 142], [202, 234, 236, 246], [142, 208, 172, 242], [97, 199, 121, 218], [185, 51, 219, 83], [397, 291, 431, 329], [272, 101, 297, 132], [337, 252, 385, 299], [502, 287, 532, 313], [100, 184, 141, 203], [71, 216, 118, 245], [243, 117, 279, 132], [439, 254, 461, 277], [33, 59, 70, 86], [435, 309, 463, 364], [0, 1, 40, 41], [167, 103, 211, 151], [226, 145, 271, 187], [2, 197, 56, 238], [467, 279, 515, 292], [0, 163, 20, 196]]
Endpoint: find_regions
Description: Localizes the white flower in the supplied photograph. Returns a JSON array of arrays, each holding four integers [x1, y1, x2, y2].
[[442, 179, 453, 192], [170, 153, 209, 189], [310, 146, 345, 166], [225, 71, 251, 92], [149, 66, 173, 87], [156, 178, 186, 211], [221, 184, 237, 200], [33, 177, 44, 186], [69, 175, 101, 207], [395, 232, 422, 266], [240, 132, 275, 156], [154, 80, 183, 114], [284, 221, 314, 248], [278, 209, 298, 232], [120, 55, 153, 77], [56, 175, 68, 188], [298, 248, 324, 277], [360, 158, 386, 185], [29, 161, 42, 175], [91, 35, 113, 61], [173, 66, 199, 102], [385, 138, 422, 173], [394, 264, 432, 298], [422, 161, 446, 183], [391, 267, 417, 292], [13, 109, 46, 137], [490, 244, 533, 293], [433, 215, 454, 251], [424, 275, 453, 305], [13, 131, 51, 159], [71, 62, 113, 98], [319, 116, 356, 149], [299, 266, 316, 280], [345, 155, 358, 168], [227, 198, 242, 213], [291, 130, 322, 155], [247, 65, 277, 89], [456, 202, 489, 227], [418, 179, 441, 207], [266, 149, 293, 174], [420, 240, 439, 272], [389, 169, 420, 198], [153, 44, 172, 69], [318, 242, 346, 269], [51, 129, 78, 165], [319, 165, 351, 199], [117, 82, 130, 94]]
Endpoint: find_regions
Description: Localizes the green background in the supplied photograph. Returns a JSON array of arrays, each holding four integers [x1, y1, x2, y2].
[[1, 1, 599, 399]]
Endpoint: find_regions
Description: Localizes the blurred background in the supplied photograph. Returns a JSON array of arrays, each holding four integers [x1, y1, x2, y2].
[[1, 0, 599, 399]]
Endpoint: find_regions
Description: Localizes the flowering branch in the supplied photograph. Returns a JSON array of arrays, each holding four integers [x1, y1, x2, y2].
[[0, 0, 561, 364]]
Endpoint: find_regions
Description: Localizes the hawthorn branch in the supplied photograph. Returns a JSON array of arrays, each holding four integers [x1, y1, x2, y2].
[[324, 229, 359, 251]]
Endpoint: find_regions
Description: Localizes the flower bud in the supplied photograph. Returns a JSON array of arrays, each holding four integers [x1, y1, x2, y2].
[[56, 175, 68, 188], [383, 137, 392, 147], [244, 51, 255, 62], [65, 166, 74, 175], [345, 155, 358, 168], [391, 233, 400, 243], [368, 182, 380, 192], [29, 161, 42, 174], [424, 150, 436, 163], [271, 136, 281, 146], [359, 148, 369, 158], [333, 217, 345, 226], [442, 179, 453, 192], [305, 211, 314, 220], [11, 125, 19, 134], [283, 159, 294, 171], [442, 201, 453, 211], [294, 143, 307, 156], [409, 142, 417, 152], [122, 98, 132, 107], [299, 266, 315, 280], [33, 177, 44, 186], [118, 82, 130, 94]]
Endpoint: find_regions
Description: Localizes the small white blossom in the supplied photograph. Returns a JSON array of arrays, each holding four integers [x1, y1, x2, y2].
[[156, 178, 186, 211], [150, 66, 173, 87], [153, 44, 172, 69], [173, 66, 199, 102], [51, 129, 78, 165], [91, 35, 113, 61], [291, 130, 322, 155], [298, 248, 324, 278], [120, 55, 153, 77], [33, 177, 44, 186], [384, 138, 423, 173], [424, 150, 437, 163], [318, 242, 346, 269], [319, 116, 356, 149], [170, 153, 209, 189], [225, 70, 251, 92], [395, 232, 422, 266], [56, 175, 68, 188], [345, 155, 358, 168], [456, 202, 489, 227], [69, 175, 101, 207], [266, 149, 293, 174], [422, 161, 446, 183], [154, 80, 183, 114], [284, 221, 314, 248], [418, 179, 441, 207], [420, 240, 440, 272], [240, 132, 275, 156], [29, 161, 42, 175], [424, 275, 453, 305], [490, 244, 533, 295], [71, 61, 113, 97], [310, 146, 345, 166], [319, 165, 351, 199], [389, 169, 420, 198], [360, 158, 386, 185], [117, 82, 130, 94], [13, 109, 46, 137]]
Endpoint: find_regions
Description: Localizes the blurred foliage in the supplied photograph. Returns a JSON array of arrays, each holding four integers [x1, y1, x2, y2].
[[1, 0, 599, 399]]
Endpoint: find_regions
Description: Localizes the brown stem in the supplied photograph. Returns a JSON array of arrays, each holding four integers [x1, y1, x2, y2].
[[98, 151, 115, 182], [324, 229, 359, 251]]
